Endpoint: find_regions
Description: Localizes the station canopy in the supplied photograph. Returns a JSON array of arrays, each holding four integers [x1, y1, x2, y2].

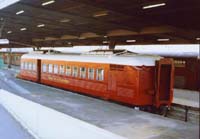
[[0, 0, 200, 48]]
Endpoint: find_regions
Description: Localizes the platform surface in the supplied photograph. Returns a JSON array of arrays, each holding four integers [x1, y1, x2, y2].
[[0, 89, 126, 139], [0, 104, 34, 139], [0, 68, 199, 139], [173, 89, 199, 108]]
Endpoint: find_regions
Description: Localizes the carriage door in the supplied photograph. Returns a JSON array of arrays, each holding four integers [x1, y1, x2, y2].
[[107, 70, 117, 99], [155, 59, 174, 107], [37, 59, 41, 82]]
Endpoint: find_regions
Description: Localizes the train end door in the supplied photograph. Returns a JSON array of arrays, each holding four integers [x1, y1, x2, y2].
[[155, 58, 174, 108]]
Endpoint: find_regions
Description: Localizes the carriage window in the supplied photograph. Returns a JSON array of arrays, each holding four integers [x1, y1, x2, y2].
[[96, 68, 104, 81], [24, 62, 26, 70], [30, 63, 33, 70], [88, 68, 94, 80], [46, 64, 49, 73], [49, 64, 53, 73], [33, 63, 36, 71], [23, 62, 25, 70], [21, 62, 24, 70], [72, 66, 78, 77], [25, 62, 28, 70], [66, 66, 71, 76], [27, 62, 29, 70], [80, 67, 86, 78], [28, 62, 32, 70], [60, 65, 65, 74], [42, 64, 47, 72], [54, 64, 58, 74], [24, 62, 26, 69]]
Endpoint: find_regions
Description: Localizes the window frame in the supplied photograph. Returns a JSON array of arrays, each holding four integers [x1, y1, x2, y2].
[[53, 64, 59, 74], [59, 65, 65, 75], [25, 62, 28, 70], [33, 63, 36, 71], [28, 62, 32, 70], [80, 67, 86, 79], [72, 66, 78, 77], [66, 65, 71, 76], [21, 62, 24, 70], [42, 64, 47, 73], [88, 68, 95, 80], [96, 68, 104, 81], [48, 64, 53, 73]]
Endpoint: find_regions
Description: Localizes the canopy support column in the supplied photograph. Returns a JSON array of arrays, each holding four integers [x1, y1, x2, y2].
[[7, 48, 12, 69], [108, 41, 116, 50]]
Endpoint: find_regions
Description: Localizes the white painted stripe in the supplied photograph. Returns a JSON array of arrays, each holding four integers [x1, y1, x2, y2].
[[0, 89, 127, 139]]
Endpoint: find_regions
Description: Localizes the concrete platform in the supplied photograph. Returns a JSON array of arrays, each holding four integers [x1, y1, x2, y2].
[[173, 89, 199, 108], [0, 68, 199, 139], [0, 89, 126, 139], [170, 89, 199, 123], [0, 104, 34, 139]]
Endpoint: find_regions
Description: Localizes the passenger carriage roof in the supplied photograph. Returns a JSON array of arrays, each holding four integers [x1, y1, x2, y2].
[[21, 54, 161, 66]]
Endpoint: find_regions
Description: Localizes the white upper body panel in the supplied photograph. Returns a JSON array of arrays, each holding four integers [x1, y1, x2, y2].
[[21, 53, 162, 66]]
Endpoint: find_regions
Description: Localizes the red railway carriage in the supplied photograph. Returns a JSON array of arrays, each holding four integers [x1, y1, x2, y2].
[[19, 53, 174, 108]]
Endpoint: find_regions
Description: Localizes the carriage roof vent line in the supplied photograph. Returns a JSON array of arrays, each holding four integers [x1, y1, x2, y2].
[[45, 49, 62, 54], [30, 49, 62, 54], [114, 50, 128, 56], [82, 49, 137, 56]]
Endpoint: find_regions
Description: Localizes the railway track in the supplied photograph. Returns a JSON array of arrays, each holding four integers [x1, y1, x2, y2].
[[1, 67, 199, 124]]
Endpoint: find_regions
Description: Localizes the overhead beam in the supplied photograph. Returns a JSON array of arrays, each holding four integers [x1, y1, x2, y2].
[[16, 2, 139, 32], [0, 11, 106, 36], [70, 0, 155, 27]]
